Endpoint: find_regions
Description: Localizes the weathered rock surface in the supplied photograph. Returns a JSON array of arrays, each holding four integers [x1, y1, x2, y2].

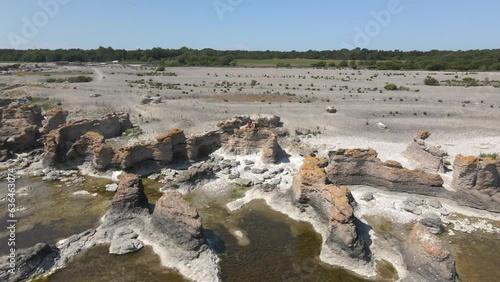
[[403, 131, 446, 173], [0, 243, 58, 282], [110, 173, 149, 213], [113, 129, 186, 170], [150, 191, 205, 250], [217, 115, 285, 164], [65, 132, 115, 170], [403, 223, 460, 282], [451, 154, 500, 211], [43, 112, 131, 166], [224, 127, 284, 164], [326, 148, 444, 195], [0, 101, 43, 159], [186, 131, 221, 161], [293, 156, 368, 260], [41, 108, 68, 134]]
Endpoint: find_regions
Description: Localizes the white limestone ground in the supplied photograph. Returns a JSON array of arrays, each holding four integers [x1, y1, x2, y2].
[[349, 185, 500, 233]]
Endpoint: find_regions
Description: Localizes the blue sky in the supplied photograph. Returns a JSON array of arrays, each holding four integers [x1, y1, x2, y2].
[[1, 0, 499, 51]]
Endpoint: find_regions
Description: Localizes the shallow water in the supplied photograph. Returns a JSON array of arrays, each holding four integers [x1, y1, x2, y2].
[[0, 176, 112, 255], [447, 227, 500, 282], [214, 200, 371, 282], [187, 185, 374, 282], [46, 245, 187, 282]]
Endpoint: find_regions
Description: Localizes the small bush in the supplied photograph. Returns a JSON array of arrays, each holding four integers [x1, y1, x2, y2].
[[424, 76, 440, 86], [124, 127, 144, 137], [384, 84, 398, 91]]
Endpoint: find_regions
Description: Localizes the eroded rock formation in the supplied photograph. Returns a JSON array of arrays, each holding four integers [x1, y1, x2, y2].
[[0, 101, 43, 160], [110, 173, 149, 213], [151, 191, 205, 250], [402, 223, 460, 282], [43, 112, 132, 166], [41, 108, 68, 134], [403, 130, 447, 173], [451, 154, 499, 211], [219, 115, 284, 164], [326, 149, 444, 195], [65, 132, 115, 170], [113, 129, 186, 170], [293, 156, 368, 260]]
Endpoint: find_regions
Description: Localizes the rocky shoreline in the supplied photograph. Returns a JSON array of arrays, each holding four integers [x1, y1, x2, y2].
[[1, 97, 499, 281]]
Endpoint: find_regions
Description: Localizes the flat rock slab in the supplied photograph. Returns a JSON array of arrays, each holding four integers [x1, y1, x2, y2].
[[109, 227, 143, 255]]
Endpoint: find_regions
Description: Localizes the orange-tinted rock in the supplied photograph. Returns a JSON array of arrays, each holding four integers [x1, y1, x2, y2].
[[403, 223, 460, 281], [293, 156, 367, 260], [451, 154, 499, 209]]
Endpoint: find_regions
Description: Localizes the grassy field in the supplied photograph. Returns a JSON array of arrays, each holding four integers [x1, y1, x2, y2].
[[234, 59, 344, 67]]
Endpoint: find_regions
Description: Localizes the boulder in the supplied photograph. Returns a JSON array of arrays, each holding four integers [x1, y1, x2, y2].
[[293, 157, 368, 260], [109, 227, 143, 255], [403, 223, 460, 281], [151, 191, 205, 250], [326, 148, 444, 196], [326, 106, 337, 113]]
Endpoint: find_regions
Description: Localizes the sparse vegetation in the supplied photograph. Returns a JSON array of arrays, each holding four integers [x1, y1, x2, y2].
[[124, 127, 144, 137], [424, 76, 440, 86], [479, 152, 498, 160], [47, 76, 93, 83], [384, 84, 398, 91]]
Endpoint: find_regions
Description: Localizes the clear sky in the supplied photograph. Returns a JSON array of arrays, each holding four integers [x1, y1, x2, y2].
[[1, 0, 499, 51]]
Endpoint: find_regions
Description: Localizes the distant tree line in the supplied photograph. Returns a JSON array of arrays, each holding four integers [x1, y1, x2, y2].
[[1, 46, 500, 71]]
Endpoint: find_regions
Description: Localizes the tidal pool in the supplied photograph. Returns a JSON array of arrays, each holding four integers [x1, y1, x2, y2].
[[0, 176, 112, 255]]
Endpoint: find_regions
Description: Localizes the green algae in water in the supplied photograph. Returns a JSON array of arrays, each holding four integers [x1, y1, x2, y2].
[[0, 176, 111, 255], [46, 245, 188, 282]]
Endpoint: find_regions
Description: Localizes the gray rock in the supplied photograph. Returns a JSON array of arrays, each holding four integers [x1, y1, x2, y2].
[[244, 159, 255, 165], [360, 192, 374, 201], [228, 172, 240, 180], [404, 202, 422, 215], [220, 168, 231, 175], [426, 199, 443, 209], [109, 227, 143, 255], [266, 177, 281, 186], [251, 168, 268, 174], [420, 216, 444, 234], [0, 243, 58, 282], [406, 197, 425, 206], [235, 178, 253, 187]]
